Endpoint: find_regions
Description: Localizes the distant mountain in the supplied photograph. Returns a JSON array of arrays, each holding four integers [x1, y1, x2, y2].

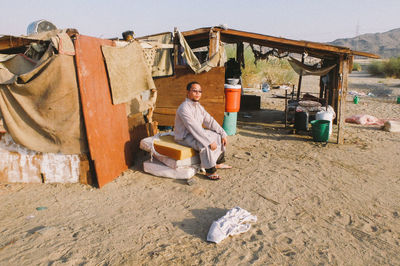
[[328, 28, 400, 58]]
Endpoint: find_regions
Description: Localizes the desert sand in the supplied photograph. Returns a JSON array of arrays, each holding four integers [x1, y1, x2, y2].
[[0, 70, 400, 265]]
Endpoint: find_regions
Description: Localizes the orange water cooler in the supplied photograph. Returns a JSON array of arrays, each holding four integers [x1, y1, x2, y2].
[[223, 84, 241, 135], [224, 84, 241, 112]]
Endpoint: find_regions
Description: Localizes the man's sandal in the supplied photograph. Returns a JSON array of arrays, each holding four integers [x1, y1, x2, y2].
[[216, 164, 232, 169], [206, 173, 221, 180]]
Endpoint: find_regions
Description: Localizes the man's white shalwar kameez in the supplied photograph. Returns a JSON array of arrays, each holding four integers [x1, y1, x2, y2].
[[174, 98, 227, 169]]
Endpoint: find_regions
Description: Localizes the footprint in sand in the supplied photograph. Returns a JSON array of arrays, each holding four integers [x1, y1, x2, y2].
[[282, 249, 296, 258]]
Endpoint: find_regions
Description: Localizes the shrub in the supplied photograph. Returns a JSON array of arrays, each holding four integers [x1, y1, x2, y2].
[[367, 60, 385, 76], [224, 44, 297, 87], [352, 62, 362, 71], [367, 57, 400, 78], [384, 57, 400, 78]]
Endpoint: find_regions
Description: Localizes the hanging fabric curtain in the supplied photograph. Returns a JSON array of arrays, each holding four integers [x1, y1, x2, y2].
[[177, 31, 226, 74], [288, 56, 336, 76]]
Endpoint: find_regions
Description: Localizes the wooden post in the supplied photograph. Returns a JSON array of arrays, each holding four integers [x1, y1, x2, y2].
[[349, 55, 354, 73], [319, 76, 324, 99], [209, 28, 220, 58], [296, 53, 305, 100], [237, 42, 244, 68], [173, 27, 179, 66], [331, 60, 340, 122], [285, 89, 288, 128], [337, 56, 349, 144]]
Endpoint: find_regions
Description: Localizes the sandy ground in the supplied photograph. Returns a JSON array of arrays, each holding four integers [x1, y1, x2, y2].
[[1, 71, 400, 265]]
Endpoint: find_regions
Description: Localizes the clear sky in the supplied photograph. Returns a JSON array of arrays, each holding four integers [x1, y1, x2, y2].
[[1, 0, 399, 42]]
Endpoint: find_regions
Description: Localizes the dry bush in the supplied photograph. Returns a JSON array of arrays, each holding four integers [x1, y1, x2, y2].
[[367, 57, 400, 78], [225, 44, 297, 87], [352, 62, 362, 71]]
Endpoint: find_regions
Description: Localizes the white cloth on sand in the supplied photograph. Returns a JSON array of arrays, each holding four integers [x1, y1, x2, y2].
[[174, 98, 227, 169], [207, 207, 257, 244]]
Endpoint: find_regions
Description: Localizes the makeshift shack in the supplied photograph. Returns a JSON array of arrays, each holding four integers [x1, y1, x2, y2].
[[0, 29, 160, 187], [148, 26, 379, 144]]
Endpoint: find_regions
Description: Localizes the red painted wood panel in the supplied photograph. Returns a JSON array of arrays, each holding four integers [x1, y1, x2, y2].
[[74, 35, 133, 188]]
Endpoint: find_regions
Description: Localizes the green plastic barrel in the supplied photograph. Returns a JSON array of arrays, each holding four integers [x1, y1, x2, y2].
[[222, 112, 237, 135], [310, 120, 330, 142]]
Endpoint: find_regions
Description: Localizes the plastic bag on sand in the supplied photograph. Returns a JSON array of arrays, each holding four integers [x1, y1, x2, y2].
[[207, 207, 257, 244], [383, 120, 400, 133], [345, 114, 385, 126], [143, 158, 197, 179]]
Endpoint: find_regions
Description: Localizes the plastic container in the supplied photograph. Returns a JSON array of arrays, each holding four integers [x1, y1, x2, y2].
[[397, 96, 400, 104], [353, 95, 359, 104], [224, 84, 241, 112], [222, 112, 237, 135], [310, 120, 330, 142], [226, 78, 239, 85], [316, 111, 333, 136], [295, 111, 309, 131], [261, 83, 270, 92]]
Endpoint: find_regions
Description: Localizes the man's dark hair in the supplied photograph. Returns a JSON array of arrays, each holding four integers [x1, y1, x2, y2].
[[186, 81, 200, 91]]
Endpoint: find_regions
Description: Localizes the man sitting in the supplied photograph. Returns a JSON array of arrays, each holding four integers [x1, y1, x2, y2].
[[174, 81, 231, 180]]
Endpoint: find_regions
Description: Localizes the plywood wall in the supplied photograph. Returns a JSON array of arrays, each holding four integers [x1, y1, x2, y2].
[[74, 35, 133, 188], [153, 66, 225, 126]]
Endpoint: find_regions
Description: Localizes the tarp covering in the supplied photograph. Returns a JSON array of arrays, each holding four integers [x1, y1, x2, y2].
[[0, 54, 36, 77], [22, 29, 69, 41], [0, 54, 87, 154], [178, 31, 226, 74], [0, 54, 16, 62], [50, 32, 75, 55], [101, 40, 156, 105], [127, 89, 157, 116], [288, 56, 336, 76], [0, 63, 16, 85], [143, 32, 174, 78]]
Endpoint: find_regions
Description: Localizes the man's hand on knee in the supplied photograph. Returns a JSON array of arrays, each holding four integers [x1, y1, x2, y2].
[[222, 137, 228, 147], [210, 142, 217, 151]]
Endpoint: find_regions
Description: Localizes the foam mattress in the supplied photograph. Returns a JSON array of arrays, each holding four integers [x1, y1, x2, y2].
[[153, 135, 197, 160]]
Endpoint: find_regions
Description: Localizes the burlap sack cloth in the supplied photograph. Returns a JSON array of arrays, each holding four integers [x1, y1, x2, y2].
[[0, 54, 87, 154]]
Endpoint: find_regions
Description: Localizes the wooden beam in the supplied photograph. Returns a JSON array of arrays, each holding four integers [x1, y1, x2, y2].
[[220, 35, 339, 60], [351, 50, 380, 59], [181, 28, 212, 37], [221, 29, 352, 54], [183, 27, 352, 54], [0, 36, 35, 51], [137, 31, 173, 40], [182, 27, 379, 59], [184, 33, 210, 42]]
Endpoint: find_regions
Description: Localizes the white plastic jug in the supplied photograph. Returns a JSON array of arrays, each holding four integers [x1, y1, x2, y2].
[[316, 111, 333, 136]]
